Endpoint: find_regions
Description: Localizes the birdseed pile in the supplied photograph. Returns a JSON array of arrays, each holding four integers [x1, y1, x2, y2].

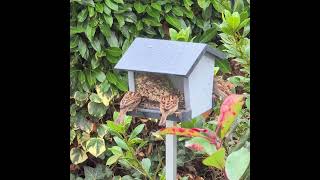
[[134, 73, 185, 110]]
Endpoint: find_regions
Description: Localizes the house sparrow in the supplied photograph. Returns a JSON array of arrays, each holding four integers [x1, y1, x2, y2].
[[115, 91, 142, 124], [159, 95, 179, 126]]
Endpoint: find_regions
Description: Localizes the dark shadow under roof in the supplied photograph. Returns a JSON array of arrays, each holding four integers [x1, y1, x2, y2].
[[114, 37, 226, 76]]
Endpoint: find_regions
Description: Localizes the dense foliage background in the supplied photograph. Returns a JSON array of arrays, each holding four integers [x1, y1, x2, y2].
[[70, 0, 250, 179]]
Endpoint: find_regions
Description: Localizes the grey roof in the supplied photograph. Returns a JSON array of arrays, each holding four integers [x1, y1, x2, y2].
[[114, 37, 226, 76]]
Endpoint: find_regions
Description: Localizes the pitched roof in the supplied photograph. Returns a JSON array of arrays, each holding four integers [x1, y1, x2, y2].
[[114, 37, 226, 76]]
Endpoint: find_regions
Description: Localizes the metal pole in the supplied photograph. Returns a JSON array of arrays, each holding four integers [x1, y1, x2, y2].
[[165, 120, 177, 180]]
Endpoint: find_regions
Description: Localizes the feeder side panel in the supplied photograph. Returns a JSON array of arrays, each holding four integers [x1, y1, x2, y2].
[[188, 53, 215, 118]]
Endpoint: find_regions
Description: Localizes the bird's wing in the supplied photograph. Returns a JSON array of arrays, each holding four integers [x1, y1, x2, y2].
[[160, 95, 179, 111], [120, 92, 141, 109]]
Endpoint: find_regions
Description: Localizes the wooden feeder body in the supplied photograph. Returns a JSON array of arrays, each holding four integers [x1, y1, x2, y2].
[[115, 38, 225, 122]]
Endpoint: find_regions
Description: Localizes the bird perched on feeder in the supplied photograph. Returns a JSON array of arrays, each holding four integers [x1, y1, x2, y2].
[[159, 95, 179, 126], [135, 73, 181, 126], [115, 91, 142, 124]]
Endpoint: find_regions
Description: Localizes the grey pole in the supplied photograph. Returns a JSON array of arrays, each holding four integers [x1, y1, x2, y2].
[[165, 120, 177, 180]]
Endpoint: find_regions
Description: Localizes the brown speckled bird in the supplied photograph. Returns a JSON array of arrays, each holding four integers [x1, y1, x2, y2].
[[159, 95, 179, 126], [115, 91, 142, 124]]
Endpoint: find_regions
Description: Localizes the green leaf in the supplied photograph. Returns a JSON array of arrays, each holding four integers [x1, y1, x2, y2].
[[113, 111, 132, 126], [70, 129, 76, 145], [88, 102, 107, 118], [113, 0, 124, 4], [106, 31, 119, 47], [95, 70, 106, 83], [96, 85, 114, 107], [86, 137, 106, 157], [106, 154, 121, 166], [215, 60, 231, 73], [105, 0, 118, 11], [124, 12, 137, 23], [185, 137, 217, 155], [122, 175, 134, 180], [91, 37, 101, 52], [95, 3, 104, 13], [78, 38, 88, 59], [106, 47, 122, 57], [202, 148, 225, 169], [113, 136, 129, 150], [115, 14, 125, 28], [97, 124, 108, 138], [233, 0, 244, 13], [226, 12, 240, 31], [183, 0, 193, 9], [71, 26, 85, 35], [146, 6, 160, 20], [85, 70, 96, 87], [83, 165, 105, 180], [88, 6, 95, 17], [141, 158, 151, 174], [74, 91, 88, 101], [99, 80, 111, 92], [76, 113, 93, 133], [103, 5, 111, 15], [107, 121, 125, 134], [172, 6, 184, 17], [142, 17, 162, 27], [108, 146, 123, 155], [198, 0, 211, 9], [199, 28, 217, 43], [99, 23, 111, 38], [225, 147, 250, 180], [70, 147, 88, 164], [151, 2, 162, 11], [85, 25, 96, 42], [181, 7, 194, 19], [77, 8, 88, 22], [129, 124, 145, 140], [103, 14, 113, 27], [134, 2, 147, 13], [165, 15, 182, 30], [164, 4, 172, 13], [106, 72, 118, 85], [115, 77, 128, 91], [212, 0, 230, 13]]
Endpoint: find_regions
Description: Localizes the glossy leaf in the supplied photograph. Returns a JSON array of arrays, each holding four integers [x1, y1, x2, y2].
[[217, 94, 244, 139], [202, 148, 225, 169], [199, 28, 217, 43], [226, 147, 250, 180], [86, 137, 106, 157], [159, 127, 209, 140], [88, 102, 107, 118], [70, 147, 88, 164], [113, 136, 129, 150], [165, 15, 182, 30], [198, 0, 210, 9], [141, 158, 151, 174], [129, 124, 145, 140], [83, 165, 106, 180], [106, 47, 122, 57], [106, 154, 121, 166], [105, 0, 118, 11], [185, 137, 217, 155], [134, 2, 146, 13]]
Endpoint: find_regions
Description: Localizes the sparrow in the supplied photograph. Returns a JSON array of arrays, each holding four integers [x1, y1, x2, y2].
[[159, 95, 179, 126], [115, 91, 142, 124]]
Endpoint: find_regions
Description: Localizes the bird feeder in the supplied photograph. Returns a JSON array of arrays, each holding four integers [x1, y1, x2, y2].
[[114, 37, 225, 180]]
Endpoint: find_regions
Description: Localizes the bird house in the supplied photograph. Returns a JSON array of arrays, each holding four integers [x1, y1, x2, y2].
[[114, 37, 226, 122]]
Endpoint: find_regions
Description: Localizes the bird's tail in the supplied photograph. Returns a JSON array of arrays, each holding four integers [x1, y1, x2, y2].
[[115, 109, 126, 124], [159, 113, 168, 126]]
